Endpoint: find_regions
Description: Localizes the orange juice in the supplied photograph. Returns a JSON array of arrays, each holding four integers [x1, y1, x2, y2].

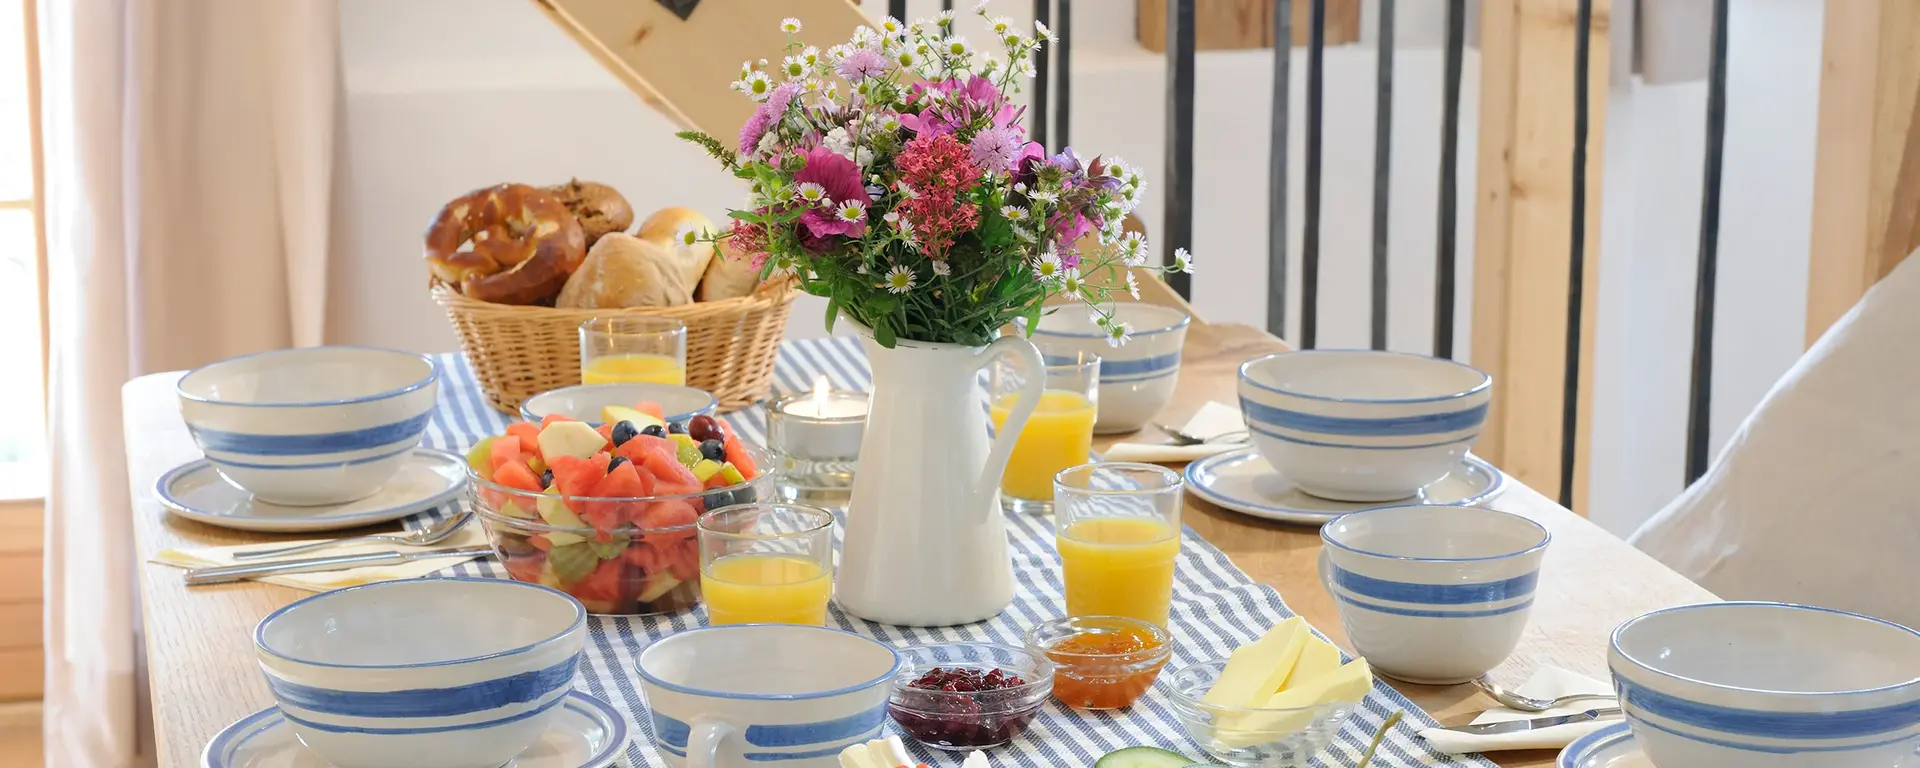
[[991, 390, 1097, 501], [701, 554, 832, 625], [1057, 517, 1180, 626], [581, 353, 686, 385]]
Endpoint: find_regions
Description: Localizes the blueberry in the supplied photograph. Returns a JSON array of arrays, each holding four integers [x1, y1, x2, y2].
[[640, 424, 667, 439], [667, 421, 689, 435], [610, 420, 639, 446], [539, 469, 554, 489], [607, 456, 630, 472], [698, 439, 727, 463]]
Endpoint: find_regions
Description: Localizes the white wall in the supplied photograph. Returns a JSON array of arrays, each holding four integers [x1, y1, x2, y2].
[[331, 0, 1826, 538]]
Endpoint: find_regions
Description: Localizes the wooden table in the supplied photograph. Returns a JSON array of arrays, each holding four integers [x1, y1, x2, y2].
[[125, 321, 1718, 768]]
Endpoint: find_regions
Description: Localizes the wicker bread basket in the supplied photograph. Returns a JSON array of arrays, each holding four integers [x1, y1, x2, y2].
[[431, 279, 798, 414]]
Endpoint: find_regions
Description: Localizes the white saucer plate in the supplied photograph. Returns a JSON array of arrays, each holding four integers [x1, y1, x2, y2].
[[1183, 446, 1505, 525], [1559, 722, 1651, 768], [158, 448, 467, 533], [202, 691, 627, 768]]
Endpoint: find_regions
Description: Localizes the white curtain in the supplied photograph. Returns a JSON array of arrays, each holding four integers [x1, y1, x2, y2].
[[39, 1, 339, 765]]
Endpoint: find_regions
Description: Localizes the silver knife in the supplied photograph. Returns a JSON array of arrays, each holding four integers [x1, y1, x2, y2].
[[1438, 708, 1623, 735], [184, 545, 495, 586]]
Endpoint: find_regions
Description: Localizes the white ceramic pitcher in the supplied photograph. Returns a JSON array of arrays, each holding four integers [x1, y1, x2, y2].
[[834, 329, 1045, 626]]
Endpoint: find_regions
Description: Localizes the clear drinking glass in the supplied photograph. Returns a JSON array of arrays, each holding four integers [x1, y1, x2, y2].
[[1053, 462, 1183, 627], [697, 503, 836, 626], [579, 316, 688, 385], [989, 351, 1100, 511]]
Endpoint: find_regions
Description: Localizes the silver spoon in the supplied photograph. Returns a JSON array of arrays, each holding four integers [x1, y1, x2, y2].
[[1472, 676, 1616, 712], [1153, 422, 1250, 447], [231, 511, 473, 560]]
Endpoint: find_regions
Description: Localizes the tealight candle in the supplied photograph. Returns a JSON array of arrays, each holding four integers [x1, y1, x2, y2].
[[767, 376, 869, 495]]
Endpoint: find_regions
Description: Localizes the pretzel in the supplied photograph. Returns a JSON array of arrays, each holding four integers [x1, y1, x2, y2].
[[424, 183, 587, 305]]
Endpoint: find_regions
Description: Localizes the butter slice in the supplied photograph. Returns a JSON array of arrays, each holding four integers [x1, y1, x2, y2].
[[1202, 617, 1310, 706], [1278, 633, 1341, 692], [1216, 658, 1376, 748]]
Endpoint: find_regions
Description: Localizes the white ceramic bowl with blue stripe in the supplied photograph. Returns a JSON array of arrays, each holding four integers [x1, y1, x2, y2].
[[177, 346, 439, 506], [254, 577, 587, 768], [519, 382, 718, 426], [1239, 350, 1491, 502], [1026, 302, 1191, 434], [1609, 602, 1920, 767], [638, 624, 903, 767], [1320, 505, 1548, 684]]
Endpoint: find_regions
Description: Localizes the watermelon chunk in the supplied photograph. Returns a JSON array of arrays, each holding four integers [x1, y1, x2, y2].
[[633, 401, 666, 420], [667, 537, 700, 581], [488, 435, 523, 473], [639, 499, 699, 543], [492, 460, 543, 493], [571, 558, 628, 614], [549, 453, 611, 499], [505, 422, 543, 457], [636, 449, 703, 496], [596, 421, 617, 446], [622, 541, 665, 572], [501, 551, 546, 583], [722, 437, 759, 480]]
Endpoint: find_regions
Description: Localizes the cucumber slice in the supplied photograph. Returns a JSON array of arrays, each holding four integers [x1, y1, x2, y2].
[[1094, 747, 1198, 768]]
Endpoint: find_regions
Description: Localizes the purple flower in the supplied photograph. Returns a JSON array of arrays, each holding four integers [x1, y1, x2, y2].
[[968, 127, 1023, 173], [901, 76, 1015, 138], [738, 83, 800, 154], [836, 48, 889, 81], [1013, 141, 1049, 184], [793, 147, 868, 245]]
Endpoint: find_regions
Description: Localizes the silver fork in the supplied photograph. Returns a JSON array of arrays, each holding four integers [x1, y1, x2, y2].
[[1154, 422, 1250, 447], [1472, 675, 1617, 712], [230, 511, 473, 560]]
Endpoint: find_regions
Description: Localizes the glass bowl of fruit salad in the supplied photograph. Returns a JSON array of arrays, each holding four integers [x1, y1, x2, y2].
[[465, 411, 770, 616], [887, 642, 1053, 751]]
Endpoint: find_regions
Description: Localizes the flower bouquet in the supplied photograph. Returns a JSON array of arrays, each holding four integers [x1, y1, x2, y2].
[[678, 3, 1194, 349]]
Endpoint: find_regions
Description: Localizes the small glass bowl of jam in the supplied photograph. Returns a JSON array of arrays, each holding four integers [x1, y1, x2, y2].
[[887, 642, 1054, 750], [1026, 615, 1174, 710]]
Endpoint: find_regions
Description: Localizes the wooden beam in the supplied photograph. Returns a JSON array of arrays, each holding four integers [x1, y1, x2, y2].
[[1137, 0, 1358, 52], [1806, 0, 1920, 344], [1470, 0, 1610, 512]]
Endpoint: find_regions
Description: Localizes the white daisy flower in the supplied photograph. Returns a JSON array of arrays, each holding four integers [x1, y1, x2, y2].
[[835, 201, 866, 223], [1015, 57, 1038, 78], [880, 114, 904, 132], [935, 10, 955, 27], [781, 55, 810, 79], [896, 182, 918, 200], [824, 82, 840, 101], [931, 259, 951, 276], [770, 254, 800, 276], [1002, 31, 1025, 48], [943, 37, 970, 57], [674, 224, 703, 250], [894, 49, 920, 69], [739, 71, 774, 101], [1031, 251, 1062, 283], [851, 25, 879, 47], [1035, 19, 1056, 42], [1028, 189, 1059, 204], [883, 265, 917, 293], [794, 182, 828, 207], [801, 78, 826, 95], [826, 44, 853, 64], [972, 0, 992, 13], [1104, 157, 1130, 178], [780, 17, 803, 33], [880, 16, 904, 34], [1171, 247, 1195, 274], [1000, 205, 1029, 222], [1091, 311, 1111, 328], [1060, 269, 1085, 295], [882, 210, 901, 224], [1126, 170, 1144, 188], [1125, 271, 1142, 299], [1105, 320, 1132, 347], [989, 15, 1015, 35], [1119, 232, 1149, 266], [895, 218, 917, 238], [801, 46, 822, 67], [738, 60, 756, 79], [1012, 225, 1036, 243]]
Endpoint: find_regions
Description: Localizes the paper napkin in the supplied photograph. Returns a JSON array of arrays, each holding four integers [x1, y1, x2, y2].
[[1101, 401, 1248, 464], [150, 525, 491, 592], [1418, 666, 1620, 754]]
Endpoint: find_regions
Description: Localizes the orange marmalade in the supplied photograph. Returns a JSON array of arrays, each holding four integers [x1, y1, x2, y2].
[[1042, 625, 1170, 710]]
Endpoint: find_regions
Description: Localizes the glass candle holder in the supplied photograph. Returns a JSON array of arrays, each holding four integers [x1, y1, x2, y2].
[[579, 316, 688, 386], [766, 377, 868, 500]]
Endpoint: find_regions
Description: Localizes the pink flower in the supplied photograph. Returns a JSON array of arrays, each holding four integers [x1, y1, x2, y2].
[[968, 127, 1023, 173], [894, 134, 982, 257], [835, 48, 889, 81], [793, 147, 868, 245], [738, 83, 799, 154]]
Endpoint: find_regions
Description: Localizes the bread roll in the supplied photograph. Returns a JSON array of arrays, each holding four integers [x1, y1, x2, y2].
[[556, 233, 693, 309], [545, 179, 633, 247], [634, 207, 716, 289], [697, 237, 762, 302]]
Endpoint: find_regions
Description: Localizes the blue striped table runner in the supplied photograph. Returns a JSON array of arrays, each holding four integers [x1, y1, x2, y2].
[[412, 337, 1496, 768]]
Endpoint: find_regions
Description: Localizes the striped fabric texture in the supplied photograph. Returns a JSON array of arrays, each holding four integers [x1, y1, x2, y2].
[[410, 337, 1496, 768]]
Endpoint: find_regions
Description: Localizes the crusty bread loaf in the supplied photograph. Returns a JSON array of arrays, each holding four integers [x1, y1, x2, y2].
[[545, 179, 634, 247], [697, 237, 762, 302], [556, 233, 693, 309], [634, 207, 716, 288]]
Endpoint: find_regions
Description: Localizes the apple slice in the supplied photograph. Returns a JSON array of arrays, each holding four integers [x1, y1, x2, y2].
[[539, 420, 610, 461]]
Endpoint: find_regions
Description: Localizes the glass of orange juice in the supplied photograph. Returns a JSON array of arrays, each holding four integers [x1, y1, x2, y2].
[[697, 503, 835, 626], [989, 351, 1100, 512], [1054, 463, 1183, 627], [578, 316, 688, 385]]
